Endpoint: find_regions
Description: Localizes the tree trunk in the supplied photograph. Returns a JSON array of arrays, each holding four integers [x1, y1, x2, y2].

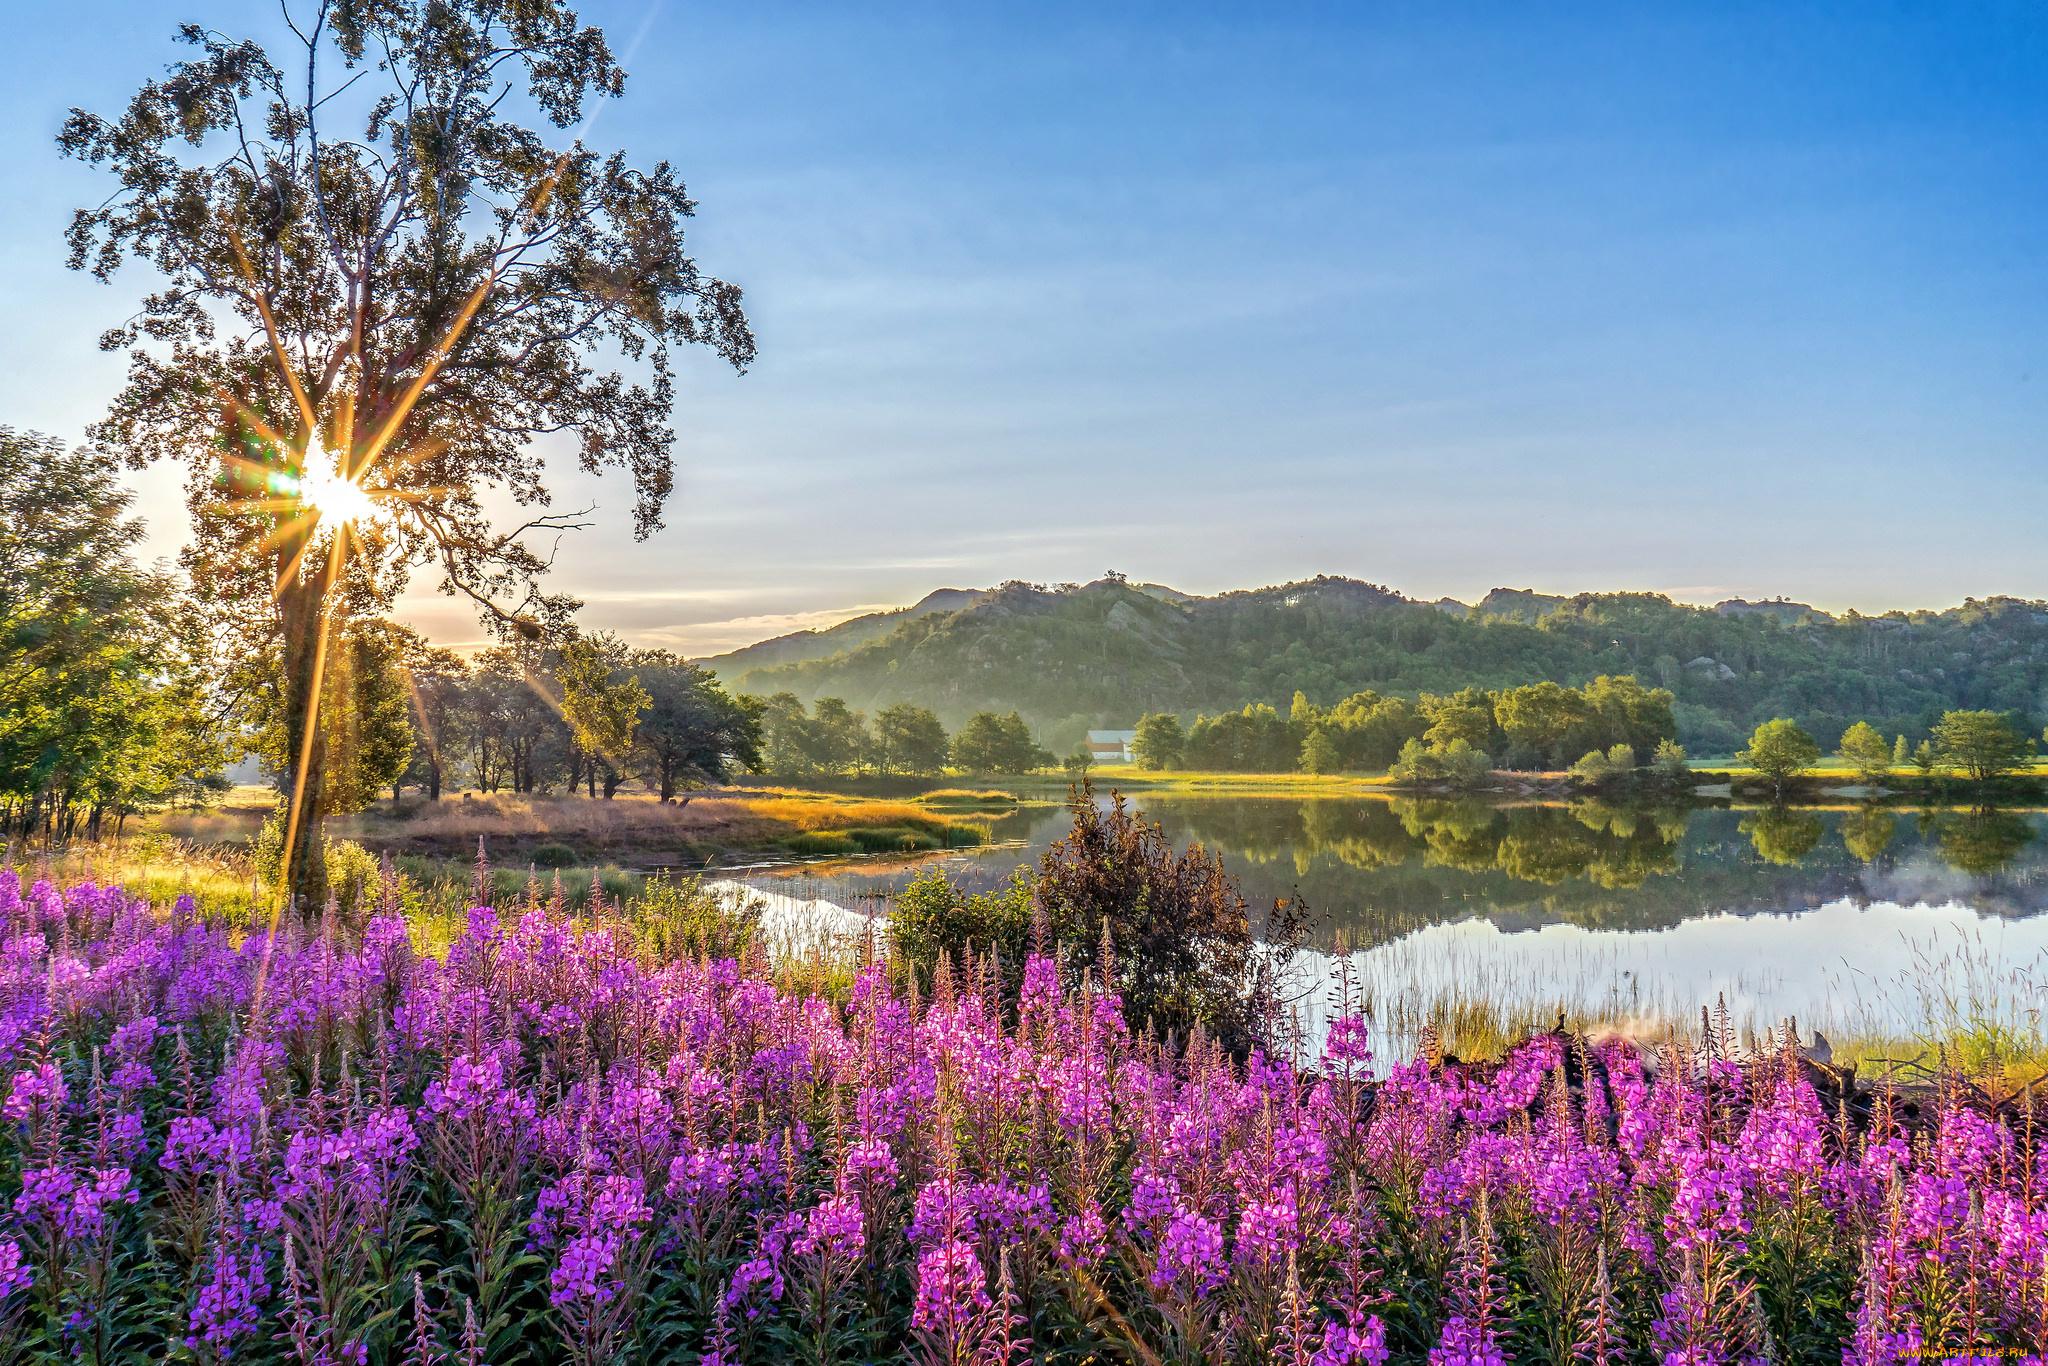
[[278, 571, 331, 920], [602, 763, 620, 799]]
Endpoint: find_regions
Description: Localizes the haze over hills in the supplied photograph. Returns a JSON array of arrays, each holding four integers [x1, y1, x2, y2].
[[697, 575, 2048, 756]]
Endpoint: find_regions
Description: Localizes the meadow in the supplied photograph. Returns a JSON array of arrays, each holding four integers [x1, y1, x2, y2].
[[0, 854, 2039, 1365]]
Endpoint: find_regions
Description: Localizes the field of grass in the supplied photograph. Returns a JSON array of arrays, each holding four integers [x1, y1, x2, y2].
[[133, 783, 1008, 882]]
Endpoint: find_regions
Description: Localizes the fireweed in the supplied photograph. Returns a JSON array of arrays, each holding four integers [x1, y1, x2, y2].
[[0, 871, 2042, 1364]]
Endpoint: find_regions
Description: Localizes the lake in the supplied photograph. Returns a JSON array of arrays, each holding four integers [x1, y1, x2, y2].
[[739, 793, 2048, 1050]]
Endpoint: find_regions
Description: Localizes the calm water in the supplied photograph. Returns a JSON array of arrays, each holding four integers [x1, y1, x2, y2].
[[744, 794, 2048, 1038]]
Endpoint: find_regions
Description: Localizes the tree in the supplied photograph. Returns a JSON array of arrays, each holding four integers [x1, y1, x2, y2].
[[1063, 747, 1095, 782], [399, 644, 471, 799], [558, 636, 648, 798], [2, 429, 225, 839], [629, 653, 762, 798], [1892, 733, 1912, 766], [810, 698, 870, 775], [321, 620, 416, 811], [63, 2, 752, 908], [1568, 743, 1636, 784], [1737, 718, 1821, 797], [875, 703, 949, 776], [759, 693, 815, 776], [953, 711, 1052, 774], [1932, 710, 2034, 785], [1418, 688, 1494, 751], [1836, 721, 1893, 788], [1651, 738, 1690, 781], [1911, 739, 1940, 777], [1493, 681, 1589, 769], [1579, 675, 1679, 758], [1299, 728, 1340, 775], [1184, 704, 1296, 771], [1131, 713, 1186, 770]]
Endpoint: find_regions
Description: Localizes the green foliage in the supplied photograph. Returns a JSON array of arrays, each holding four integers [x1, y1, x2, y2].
[[558, 635, 649, 796], [532, 843, 580, 868], [1390, 736, 1493, 787], [1, 428, 226, 837], [1932, 709, 2035, 784], [1738, 718, 1822, 794], [623, 875, 761, 962], [875, 702, 950, 775], [1034, 785, 1307, 1056], [628, 651, 763, 797], [252, 813, 384, 918], [724, 578, 2046, 765], [1571, 743, 1639, 784], [1836, 720, 1894, 787], [886, 867, 1034, 988], [951, 711, 1053, 774], [1651, 738, 1690, 780], [1184, 703, 1296, 771], [1063, 747, 1095, 780], [758, 693, 883, 777], [1300, 727, 1341, 775], [1131, 712, 1186, 769]]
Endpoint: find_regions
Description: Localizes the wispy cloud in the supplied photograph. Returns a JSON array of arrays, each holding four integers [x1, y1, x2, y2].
[[639, 603, 905, 655]]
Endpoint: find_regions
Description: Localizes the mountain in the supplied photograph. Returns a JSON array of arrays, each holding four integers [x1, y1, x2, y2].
[[721, 575, 2048, 755], [696, 588, 987, 674]]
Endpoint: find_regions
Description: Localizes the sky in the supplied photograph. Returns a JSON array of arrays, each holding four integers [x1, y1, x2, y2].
[[2, 1, 2044, 654]]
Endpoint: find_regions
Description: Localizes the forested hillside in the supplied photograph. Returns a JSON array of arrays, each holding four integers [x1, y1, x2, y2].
[[715, 575, 2048, 754]]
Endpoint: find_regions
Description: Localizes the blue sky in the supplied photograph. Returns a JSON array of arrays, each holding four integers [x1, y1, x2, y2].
[[2, 1, 2044, 651]]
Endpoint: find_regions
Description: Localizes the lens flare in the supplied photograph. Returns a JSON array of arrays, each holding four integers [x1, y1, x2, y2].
[[295, 441, 379, 526]]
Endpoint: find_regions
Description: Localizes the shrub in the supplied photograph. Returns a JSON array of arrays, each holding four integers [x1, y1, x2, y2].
[[887, 866, 1033, 989], [531, 842, 580, 868], [1570, 743, 1638, 784], [1033, 783, 1308, 1056]]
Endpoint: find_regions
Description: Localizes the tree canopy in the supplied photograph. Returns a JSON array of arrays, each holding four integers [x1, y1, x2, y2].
[[61, 0, 751, 905]]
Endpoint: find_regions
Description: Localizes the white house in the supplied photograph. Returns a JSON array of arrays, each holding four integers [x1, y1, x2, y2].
[[1086, 729, 1138, 763]]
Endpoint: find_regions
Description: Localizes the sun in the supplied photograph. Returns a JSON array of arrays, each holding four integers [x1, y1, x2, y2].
[[295, 441, 380, 526]]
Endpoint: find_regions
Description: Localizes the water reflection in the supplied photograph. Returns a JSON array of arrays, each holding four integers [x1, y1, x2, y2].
[[758, 796, 2048, 951]]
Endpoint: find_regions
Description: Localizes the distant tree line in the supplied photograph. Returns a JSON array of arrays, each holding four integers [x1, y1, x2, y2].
[[729, 577, 2048, 757], [1128, 676, 1683, 777], [758, 694, 1055, 776]]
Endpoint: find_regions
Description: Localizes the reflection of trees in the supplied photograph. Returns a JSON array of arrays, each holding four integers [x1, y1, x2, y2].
[[1121, 795, 2048, 951], [1936, 807, 2036, 874], [1741, 807, 1825, 865], [1396, 799, 1504, 873], [1840, 807, 1896, 863]]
